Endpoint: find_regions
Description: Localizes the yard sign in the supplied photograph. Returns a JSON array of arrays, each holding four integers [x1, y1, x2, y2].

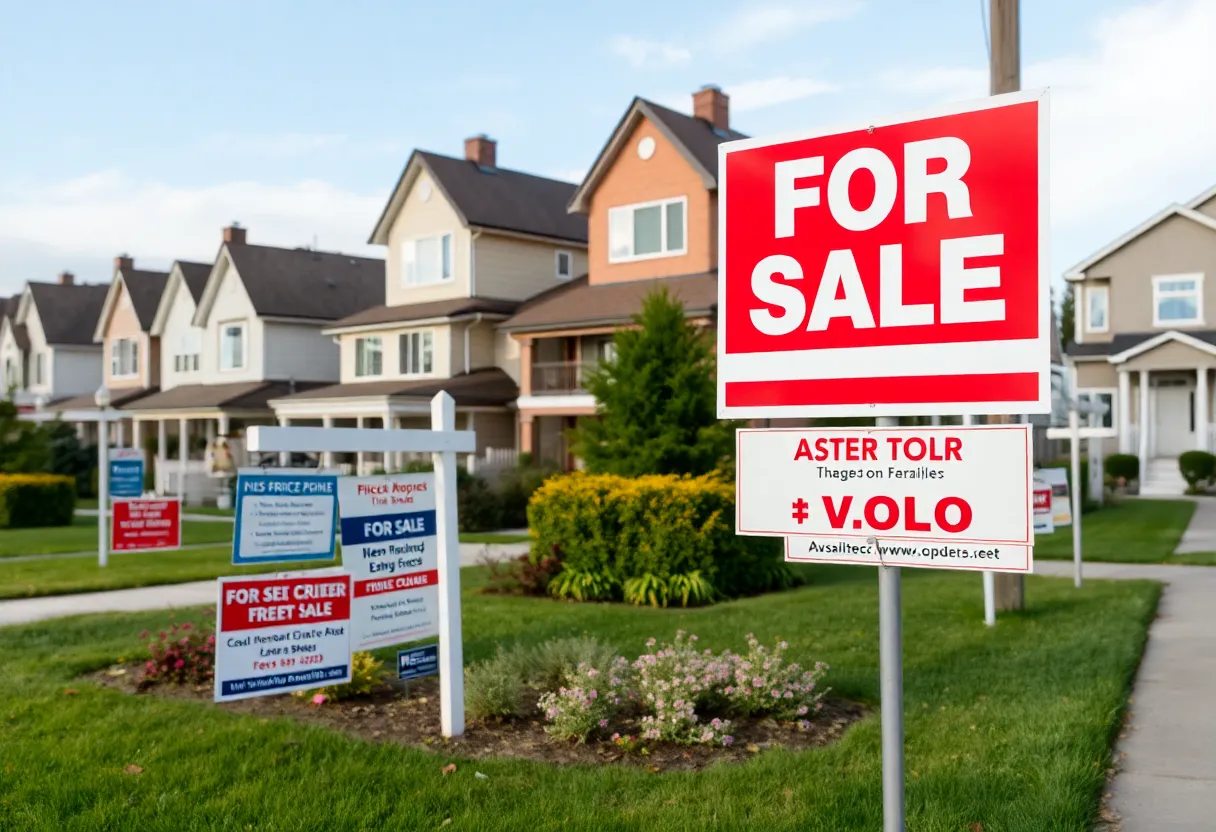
[[232, 468, 338, 565], [109, 448, 145, 499], [716, 89, 1050, 419], [110, 497, 182, 552]]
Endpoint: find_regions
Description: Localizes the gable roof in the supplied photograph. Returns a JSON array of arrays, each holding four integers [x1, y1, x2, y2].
[[177, 261, 212, 302], [193, 243, 385, 326], [368, 151, 588, 246], [1064, 203, 1216, 281], [501, 271, 718, 333], [1185, 183, 1216, 211], [149, 260, 214, 337], [25, 282, 109, 346], [567, 97, 749, 214], [1108, 330, 1216, 364], [93, 268, 170, 341]]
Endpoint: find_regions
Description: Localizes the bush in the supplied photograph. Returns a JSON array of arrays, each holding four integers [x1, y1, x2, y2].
[[0, 474, 76, 528], [1105, 453, 1139, 483], [137, 622, 215, 689], [1179, 450, 1216, 492], [297, 652, 384, 702], [481, 550, 561, 597], [528, 472, 789, 604], [538, 660, 632, 742], [398, 459, 508, 533], [497, 462, 557, 528], [465, 648, 527, 720], [523, 636, 622, 692]]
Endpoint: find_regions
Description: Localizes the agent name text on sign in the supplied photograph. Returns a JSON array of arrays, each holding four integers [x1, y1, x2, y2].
[[232, 468, 338, 565], [111, 498, 181, 552]]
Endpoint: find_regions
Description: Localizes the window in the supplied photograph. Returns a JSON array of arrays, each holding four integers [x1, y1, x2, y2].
[[597, 340, 617, 364], [607, 197, 687, 263], [555, 250, 573, 280], [4, 358, 13, 387], [1077, 389, 1115, 429], [399, 331, 434, 376], [34, 353, 44, 386], [110, 338, 139, 377], [355, 336, 383, 377], [174, 330, 201, 373], [402, 233, 454, 285], [1153, 273, 1203, 327], [1086, 285, 1108, 333], [220, 321, 246, 370]]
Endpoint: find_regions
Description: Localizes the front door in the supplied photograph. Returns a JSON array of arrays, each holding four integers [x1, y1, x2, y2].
[[1155, 383, 1194, 457]]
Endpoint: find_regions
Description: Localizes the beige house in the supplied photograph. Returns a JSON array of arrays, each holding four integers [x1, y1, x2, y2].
[[1066, 184, 1216, 494], [269, 135, 588, 474]]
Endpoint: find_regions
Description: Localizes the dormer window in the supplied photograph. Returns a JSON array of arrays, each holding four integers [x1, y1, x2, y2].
[[608, 197, 687, 263], [1153, 273, 1204, 327]]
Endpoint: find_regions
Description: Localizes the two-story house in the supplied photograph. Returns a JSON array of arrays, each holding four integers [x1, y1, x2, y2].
[[127, 225, 384, 498], [269, 136, 588, 474], [1065, 184, 1216, 495], [499, 86, 741, 467], [0, 295, 29, 405]]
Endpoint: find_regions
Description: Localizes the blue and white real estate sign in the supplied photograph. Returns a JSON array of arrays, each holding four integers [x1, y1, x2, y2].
[[109, 448, 145, 498], [232, 468, 338, 565], [398, 644, 439, 681], [338, 473, 439, 650]]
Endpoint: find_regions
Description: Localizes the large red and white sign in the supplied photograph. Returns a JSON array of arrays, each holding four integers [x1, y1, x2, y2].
[[737, 425, 1034, 572], [111, 498, 181, 552], [717, 89, 1051, 418]]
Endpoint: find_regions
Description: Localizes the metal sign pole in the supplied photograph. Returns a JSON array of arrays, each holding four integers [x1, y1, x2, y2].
[[875, 415, 904, 832], [1069, 406, 1083, 588]]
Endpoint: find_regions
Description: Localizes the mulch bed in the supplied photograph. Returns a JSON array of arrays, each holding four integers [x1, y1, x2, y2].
[[89, 666, 866, 772]]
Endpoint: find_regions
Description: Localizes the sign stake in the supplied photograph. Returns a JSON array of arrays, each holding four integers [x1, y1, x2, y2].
[[431, 392, 465, 737], [98, 417, 110, 568], [1069, 404, 1083, 588], [875, 416, 905, 832]]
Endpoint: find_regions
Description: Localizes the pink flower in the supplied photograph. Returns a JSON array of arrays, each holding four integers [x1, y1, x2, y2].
[[311, 694, 327, 706], [611, 733, 621, 741], [722, 736, 734, 746], [599, 719, 608, 728]]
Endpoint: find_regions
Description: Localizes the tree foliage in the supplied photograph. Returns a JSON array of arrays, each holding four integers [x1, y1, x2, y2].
[[0, 399, 50, 474], [569, 288, 736, 476], [1060, 284, 1075, 347]]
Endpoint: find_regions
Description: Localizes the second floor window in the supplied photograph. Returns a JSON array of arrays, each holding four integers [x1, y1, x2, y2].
[[110, 338, 139, 377], [220, 321, 246, 370], [34, 353, 44, 386], [556, 250, 573, 280], [1153, 274, 1203, 327], [4, 358, 14, 387], [608, 197, 687, 263], [1086, 285, 1108, 332], [355, 336, 383, 377], [174, 330, 201, 373], [400, 331, 434, 376], [403, 233, 453, 286]]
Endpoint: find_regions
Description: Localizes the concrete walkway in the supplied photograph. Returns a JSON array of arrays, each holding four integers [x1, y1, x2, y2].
[[1172, 496, 1216, 553], [1035, 559, 1216, 831]]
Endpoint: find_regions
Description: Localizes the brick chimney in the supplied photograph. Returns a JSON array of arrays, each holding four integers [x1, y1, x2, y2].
[[223, 223, 247, 245], [113, 254, 133, 272], [57, 271, 75, 286], [693, 84, 730, 131], [464, 134, 496, 169]]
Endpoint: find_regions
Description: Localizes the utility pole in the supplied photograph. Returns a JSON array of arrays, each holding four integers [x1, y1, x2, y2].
[[989, 0, 1025, 612]]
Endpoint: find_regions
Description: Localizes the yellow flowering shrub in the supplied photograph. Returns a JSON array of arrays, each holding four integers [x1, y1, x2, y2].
[[0, 473, 76, 528]]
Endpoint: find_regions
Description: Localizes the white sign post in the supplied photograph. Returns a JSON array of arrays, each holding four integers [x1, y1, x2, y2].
[[244, 391, 474, 737], [1045, 396, 1110, 588]]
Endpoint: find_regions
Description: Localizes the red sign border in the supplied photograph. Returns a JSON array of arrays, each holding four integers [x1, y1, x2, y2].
[[715, 88, 1052, 419], [110, 497, 183, 553]]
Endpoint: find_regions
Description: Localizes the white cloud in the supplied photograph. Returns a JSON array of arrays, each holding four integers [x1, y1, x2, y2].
[[729, 76, 838, 112], [876, 66, 987, 101], [609, 35, 691, 68], [0, 170, 385, 290], [709, 1, 862, 53]]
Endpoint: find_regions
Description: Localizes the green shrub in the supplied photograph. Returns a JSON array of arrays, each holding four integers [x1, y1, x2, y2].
[[0, 474, 76, 528], [1105, 453, 1140, 483], [399, 459, 503, 532], [1178, 450, 1216, 492], [517, 636, 621, 692], [528, 472, 788, 603], [465, 648, 527, 720], [497, 462, 557, 528], [548, 568, 619, 602]]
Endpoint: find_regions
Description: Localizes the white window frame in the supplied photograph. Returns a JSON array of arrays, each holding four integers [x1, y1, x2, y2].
[[402, 233, 454, 287], [399, 329, 435, 377], [110, 337, 140, 379], [354, 336, 384, 378], [1077, 387, 1117, 431], [219, 320, 247, 371], [1085, 285, 1109, 333], [607, 196, 688, 264], [1152, 273, 1204, 328], [175, 329, 202, 374], [555, 250, 573, 281]]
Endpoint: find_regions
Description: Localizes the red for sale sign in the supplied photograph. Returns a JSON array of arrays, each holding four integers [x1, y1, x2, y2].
[[111, 498, 182, 552], [716, 89, 1050, 418]]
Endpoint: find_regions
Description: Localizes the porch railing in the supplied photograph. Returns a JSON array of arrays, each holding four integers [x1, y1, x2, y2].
[[531, 361, 598, 395]]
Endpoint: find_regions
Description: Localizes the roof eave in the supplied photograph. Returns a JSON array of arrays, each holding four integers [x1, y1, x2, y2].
[[149, 266, 185, 336], [92, 275, 125, 343], [368, 152, 471, 245], [502, 307, 716, 335], [191, 246, 232, 328], [1063, 204, 1216, 281], [322, 311, 511, 337], [467, 224, 588, 248]]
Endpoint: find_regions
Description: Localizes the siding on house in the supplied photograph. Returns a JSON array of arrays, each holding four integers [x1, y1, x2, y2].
[[384, 172, 472, 307], [473, 234, 587, 300], [159, 279, 206, 392], [199, 262, 265, 383], [1122, 340, 1216, 371], [103, 285, 152, 390], [263, 321, 342, 382], [52, 348, 105, 398], [338, 324, 454, 382]]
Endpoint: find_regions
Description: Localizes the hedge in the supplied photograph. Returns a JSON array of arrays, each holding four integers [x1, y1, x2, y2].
[[1104, 453, 1139, 483], [527, 472, 789, 603], [1178, 450, 1216, 491], [0, 474, 76, 528]]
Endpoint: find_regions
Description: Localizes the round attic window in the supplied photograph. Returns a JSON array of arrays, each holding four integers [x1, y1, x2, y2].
[[637, 136, 656, 160], [418, 180, 433, 201]]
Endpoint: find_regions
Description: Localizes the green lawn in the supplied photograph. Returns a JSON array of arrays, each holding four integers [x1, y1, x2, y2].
[[1034, 498, 1200, 563], [0, 565, 1158, 830], [0, 517, 235, 558], [460, 532, 531, 545]]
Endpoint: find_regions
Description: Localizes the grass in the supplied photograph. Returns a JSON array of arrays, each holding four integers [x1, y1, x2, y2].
[[460, 532, 531, 544], [1033, 498, 1198, 564], [0, 564, 1158, 830], [0, 517, 235, 558]]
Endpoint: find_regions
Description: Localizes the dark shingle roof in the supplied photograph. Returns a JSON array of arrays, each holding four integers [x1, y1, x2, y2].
[[125, 380, 325, 412], [271, 368, 517, 407], [27, 282, 109, 346], [501, 272, 718, 332], [177, 261, 213, 303], [225, 244, 385, 321], [641, 98, 748, 181], [1067, 331, 1216, 359], [11, 324, 28, 352], [51, 387, 159, 411], [328, 297, 519, 331], [117, 269, 170, 330], [416, 151, 588, 243]]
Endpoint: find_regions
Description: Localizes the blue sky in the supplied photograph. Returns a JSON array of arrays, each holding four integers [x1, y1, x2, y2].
[[0, 0, 1212, 296]]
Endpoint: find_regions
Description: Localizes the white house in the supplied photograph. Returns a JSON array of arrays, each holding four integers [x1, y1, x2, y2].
[[9, 273, 107, 410]]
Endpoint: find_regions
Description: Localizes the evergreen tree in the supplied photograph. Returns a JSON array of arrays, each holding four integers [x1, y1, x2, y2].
[[0, 398, 50, 473], [1060, 284, 1075, 347], [569, 287, 736, 477]]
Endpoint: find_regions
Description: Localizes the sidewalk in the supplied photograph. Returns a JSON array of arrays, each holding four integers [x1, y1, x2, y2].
[[1035, 559, 1216, 831]]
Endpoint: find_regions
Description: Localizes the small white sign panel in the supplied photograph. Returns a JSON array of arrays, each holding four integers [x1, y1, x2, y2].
[[338, 473, 439, 650], [784, 536, 1032, 573], [737, 425, 1034, 550]]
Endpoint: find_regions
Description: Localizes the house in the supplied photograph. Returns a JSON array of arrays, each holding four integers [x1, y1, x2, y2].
[[1065, 183, 1216, 495], [268, 136, 588, 474], [0, 295, 28, 404], [499, 86, 742, 467], [10, 272, 107, 411], [127, 225, 384, 499]]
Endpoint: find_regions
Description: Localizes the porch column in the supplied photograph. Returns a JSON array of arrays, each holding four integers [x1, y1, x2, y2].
[[157, 420, 167, 495], [205, 419, 216, 449], [1198, 367, 1210, 451], [76, 422, 86, 442], [382, 412, 394, 472], [1138, 370, 1151, 468], [1117, 370, 1131, 454], [355, 416, 365, 476], [115, 417, 126, 448], [519, 414, 534, 454], [132, 419, 144, 457], [321, 416, 334, 468], [278, 417, 290, 467], [218, 414, 230, 437], [178, 417, 188, 501]]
